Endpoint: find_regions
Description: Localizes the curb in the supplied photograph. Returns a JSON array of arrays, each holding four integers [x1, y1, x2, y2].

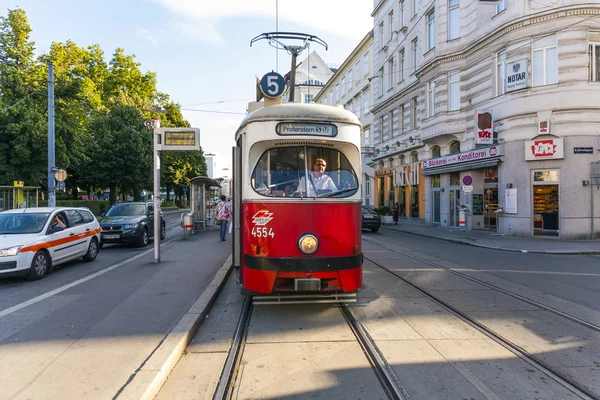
[[117, 254, 233, 400], [383, 226, 600, 255]]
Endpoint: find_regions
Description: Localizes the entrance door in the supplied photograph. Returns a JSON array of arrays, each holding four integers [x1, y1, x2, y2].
[[484, 188, 499, 231], [449, 189, 461, 227], [533, 184, 559, 236]]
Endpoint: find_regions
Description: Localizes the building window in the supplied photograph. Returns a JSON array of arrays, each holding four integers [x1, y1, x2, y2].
[[426, 79, 435, 117], [450, 171, 460, 185], [398, 49, 405, 82], [411, 151, 418, 163], [400, 0, 405, 28], [388, 58, 394, 89], [412, 0, 417, 16], [356, 96, 361, 117], [346, 100, 353, 112], [335, 84, 339, 102], [411, 97, 417, 130], [379, 68, 384, 96], [328, 91, 333, 104], [449, 140, 460, 154], [379, 22, 385, 48], [448, 0, 460, 40], [304, 94, 313, 103], [532, 34, 558, 86], [589, 43, 600, 81], [427, 10, 435, 51], [496, 50, 506, 96], [365, 178, 370, 196], [341, 77, 346, 96], [364, 127, 370, 146], [354, 62, 360, 86], [431, 146, 441, 158], [399, 105, 404, 136], [379, 116, 385, 141], [347, 72, 352, 91], [363, 53, 369, 76], [448, 71, 460, 111], [364, 90, 370, 113], [497, 0, 506, 13], [411, 38, 418, 73], [388, 111, 394, 138], [388, 11, 394, 41]]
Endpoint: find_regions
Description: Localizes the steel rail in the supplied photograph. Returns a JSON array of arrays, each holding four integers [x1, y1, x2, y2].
[[363, 252, 598, 400], [339, 304, 409, 400], [363, 235, 600, 333], [213, 295, 253, 400]]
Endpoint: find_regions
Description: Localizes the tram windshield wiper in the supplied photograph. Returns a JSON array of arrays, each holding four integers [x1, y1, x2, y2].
[[319, 187, 358, 198]]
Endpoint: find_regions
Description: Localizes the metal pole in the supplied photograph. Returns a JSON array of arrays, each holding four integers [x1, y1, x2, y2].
[[591, 179, 594, 240], [288, 48, 299, 102], [47, 62, 56, 207], [153, 118, 161, 263]]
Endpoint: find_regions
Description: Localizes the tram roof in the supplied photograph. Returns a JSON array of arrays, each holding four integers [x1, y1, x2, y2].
[[237, 103, 361, 133]]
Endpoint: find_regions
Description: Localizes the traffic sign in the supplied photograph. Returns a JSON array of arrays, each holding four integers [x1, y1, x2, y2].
[[54, 169, 67, 182], [462, 185, 473, 193], [462, 175, 473, 186], [260, 72, 285, 98], [57, 181, 65, 190]]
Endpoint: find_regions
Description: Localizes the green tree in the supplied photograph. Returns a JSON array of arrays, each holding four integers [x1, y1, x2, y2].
[[0, 8, 47, 187]]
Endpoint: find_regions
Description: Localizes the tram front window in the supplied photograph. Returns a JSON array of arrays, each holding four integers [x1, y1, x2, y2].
[[252, 146, 358, 198]]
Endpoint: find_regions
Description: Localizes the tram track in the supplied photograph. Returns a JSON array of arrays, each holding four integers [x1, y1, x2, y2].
[[362, 236, 599, 400]]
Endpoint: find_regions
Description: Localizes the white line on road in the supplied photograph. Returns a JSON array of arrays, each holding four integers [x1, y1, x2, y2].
[[0, 236, 182, 320]]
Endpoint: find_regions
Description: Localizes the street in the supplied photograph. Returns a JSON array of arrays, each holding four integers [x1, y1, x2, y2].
[[157, 227, 600, 400]]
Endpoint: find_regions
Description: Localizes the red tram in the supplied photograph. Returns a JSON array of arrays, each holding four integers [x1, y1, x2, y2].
[[232, 103, 363, 295]]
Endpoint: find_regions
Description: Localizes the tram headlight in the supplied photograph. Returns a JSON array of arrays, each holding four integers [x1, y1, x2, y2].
[[298, 234, 318, 254]]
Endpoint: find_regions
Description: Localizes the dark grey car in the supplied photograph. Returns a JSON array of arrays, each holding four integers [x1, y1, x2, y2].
[[362, 206, 381, 233], [98, 202, 165, 248]]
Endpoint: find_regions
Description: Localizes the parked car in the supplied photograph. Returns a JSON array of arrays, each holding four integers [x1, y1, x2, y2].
[[0, 207, 101, 280], [98, 201, 165, 248], [362, 206, 381, 233]]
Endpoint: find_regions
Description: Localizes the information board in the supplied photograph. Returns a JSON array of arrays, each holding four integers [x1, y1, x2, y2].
[[157, 128, 200, 151], [505, 188, 518, 214], [472, 194, 484, 216]]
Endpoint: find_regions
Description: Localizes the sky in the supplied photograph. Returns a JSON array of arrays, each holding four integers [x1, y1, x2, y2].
[[3, 0, 373, 177]]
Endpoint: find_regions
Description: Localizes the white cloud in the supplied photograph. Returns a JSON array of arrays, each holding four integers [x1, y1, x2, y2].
[[136, 26, 159, 47], [153, 0, 372, 44]]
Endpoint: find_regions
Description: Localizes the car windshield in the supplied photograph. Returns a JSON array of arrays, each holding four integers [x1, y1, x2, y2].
[[251, 146, 358, 199], [0, 213, 51, 234], [106, 204, 146, 217], [362, 207, 376, 213]]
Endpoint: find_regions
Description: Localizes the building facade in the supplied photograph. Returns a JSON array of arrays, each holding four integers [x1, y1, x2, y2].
[[205, 154, 215, 179], [315, 32, 376, 207], [370, 0, 600, 239], [284, 51, 335, 104]]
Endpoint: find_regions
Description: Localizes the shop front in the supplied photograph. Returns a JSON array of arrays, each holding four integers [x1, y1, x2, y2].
[[394, 161, 425, 219], [422, 145, 503, 230]]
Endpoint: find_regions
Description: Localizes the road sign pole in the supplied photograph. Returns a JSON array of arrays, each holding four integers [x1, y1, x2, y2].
[[153, 118, 161, 264], [48, 62, 56, 207]]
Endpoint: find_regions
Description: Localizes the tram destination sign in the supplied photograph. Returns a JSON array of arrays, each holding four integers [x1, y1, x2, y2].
[[157, 128, 201, 151], [277, 122, 337, 137]]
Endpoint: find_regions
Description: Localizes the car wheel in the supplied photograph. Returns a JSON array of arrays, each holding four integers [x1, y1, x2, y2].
[[371, 228, 379, 233], [137, 228, 149, 247], [26, 250, 51, 281], [160, 223, 166, 240], [83, 238, 99, 262]]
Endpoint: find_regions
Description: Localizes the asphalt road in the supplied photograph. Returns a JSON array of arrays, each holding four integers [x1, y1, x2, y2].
[[369, 228, 600, 313]]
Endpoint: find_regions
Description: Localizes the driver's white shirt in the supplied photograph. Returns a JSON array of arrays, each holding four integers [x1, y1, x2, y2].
[[298, 172, 337, 196]]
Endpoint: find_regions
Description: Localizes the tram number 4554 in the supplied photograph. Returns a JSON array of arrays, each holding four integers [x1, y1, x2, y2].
[[252, 227, 275, 238]]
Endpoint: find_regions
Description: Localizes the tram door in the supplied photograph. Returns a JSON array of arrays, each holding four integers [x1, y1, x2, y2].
[[449, 189, 461, 227], [233, 140, 242, 284]]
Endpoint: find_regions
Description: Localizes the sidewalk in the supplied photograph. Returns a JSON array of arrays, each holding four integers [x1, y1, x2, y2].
[[382, 220, 600, 255]]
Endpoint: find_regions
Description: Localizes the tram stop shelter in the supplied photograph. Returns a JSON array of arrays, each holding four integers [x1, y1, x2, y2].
[[189, 176, 221, 232], [0, 185, 40, 212]]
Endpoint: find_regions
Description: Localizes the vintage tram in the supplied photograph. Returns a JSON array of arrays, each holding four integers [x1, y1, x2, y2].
[[232, 102, 363, 295]]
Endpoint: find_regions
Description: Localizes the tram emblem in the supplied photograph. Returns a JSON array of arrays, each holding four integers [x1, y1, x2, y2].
[[252, 210, 274, 226]]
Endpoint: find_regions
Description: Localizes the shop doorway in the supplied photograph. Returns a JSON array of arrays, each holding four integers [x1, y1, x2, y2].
[[449, 188, 461, 227], [533, 184, 559, 236], [484, 188, 498, 231]]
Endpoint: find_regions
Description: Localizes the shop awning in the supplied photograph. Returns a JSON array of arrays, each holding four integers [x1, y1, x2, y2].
[[421, 157, 501, 176]]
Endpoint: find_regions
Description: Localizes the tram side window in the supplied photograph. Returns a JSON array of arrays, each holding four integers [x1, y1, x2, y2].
[[251, 146, 359, 198]]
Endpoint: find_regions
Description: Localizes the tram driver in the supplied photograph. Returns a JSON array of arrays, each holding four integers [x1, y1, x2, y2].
[[297, 157, 337, 197]]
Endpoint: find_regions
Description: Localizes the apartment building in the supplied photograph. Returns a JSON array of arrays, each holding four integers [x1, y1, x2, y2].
[[370, 0, 600, 239], [315, 31, 376, 207]]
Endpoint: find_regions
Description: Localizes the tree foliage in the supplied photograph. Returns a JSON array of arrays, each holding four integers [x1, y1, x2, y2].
[[0, 8, 206, 203]]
